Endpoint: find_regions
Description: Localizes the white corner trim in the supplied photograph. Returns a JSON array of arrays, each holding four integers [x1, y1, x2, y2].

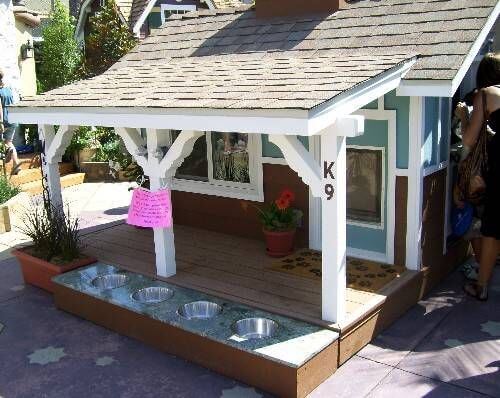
[[308, 135, 321, 251], [405, 96, 425, 271], [423, 161, 448, 177], [133, 0, 157, 36]]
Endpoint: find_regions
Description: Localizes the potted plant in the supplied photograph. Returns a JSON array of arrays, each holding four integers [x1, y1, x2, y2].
[[12, 174, 96, 292], [255, 189, 303, 257]]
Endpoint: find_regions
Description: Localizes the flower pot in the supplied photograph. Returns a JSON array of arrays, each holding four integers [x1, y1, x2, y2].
[[263, 229, 296, 257], [12, 247, 97, 293]]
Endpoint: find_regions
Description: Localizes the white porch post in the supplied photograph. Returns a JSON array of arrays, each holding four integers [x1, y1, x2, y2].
[[39, 124, 63, 210], [146, 128, 176, 278], [320, 128, 347, 323]]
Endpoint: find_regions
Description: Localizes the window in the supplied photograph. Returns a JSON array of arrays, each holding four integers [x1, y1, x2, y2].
[[169, 131, 263, 201], [346, 147, 384, 227], [160, 4, 196, 24]]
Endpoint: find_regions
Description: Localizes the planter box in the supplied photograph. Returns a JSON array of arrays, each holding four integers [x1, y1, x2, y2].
[[0, 192, 31, 234], [12, 247, 97, 293], [79, 161, 111, 181]]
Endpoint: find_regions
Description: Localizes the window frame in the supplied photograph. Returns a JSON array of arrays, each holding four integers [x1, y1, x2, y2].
[[168, 131, 264, 202], [160, 4, 196, 24], [346, 145, 386, 230]]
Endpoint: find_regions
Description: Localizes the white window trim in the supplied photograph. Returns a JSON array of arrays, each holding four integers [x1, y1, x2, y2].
[[169, 131, 264, 202], [160, 3, 196, 24], [346, 145, 386, 231]]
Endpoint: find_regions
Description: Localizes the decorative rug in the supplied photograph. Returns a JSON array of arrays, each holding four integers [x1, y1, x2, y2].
[[268, 250, 406, 293]]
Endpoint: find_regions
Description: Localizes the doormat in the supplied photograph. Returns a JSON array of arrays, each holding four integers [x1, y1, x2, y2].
[[268, 250, 406, 293]]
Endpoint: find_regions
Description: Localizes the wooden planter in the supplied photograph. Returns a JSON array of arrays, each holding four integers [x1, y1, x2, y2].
[[12, 247, 97, 293], [0, 192, 31, 234]]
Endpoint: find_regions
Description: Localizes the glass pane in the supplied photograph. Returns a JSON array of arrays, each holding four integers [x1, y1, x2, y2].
[[346, 148, 382, 224], [172, 131, 209, 181], [211, 132, 250, 183]]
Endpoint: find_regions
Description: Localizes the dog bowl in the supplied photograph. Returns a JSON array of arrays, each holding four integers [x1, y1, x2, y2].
[[132, 286, 174, 303], [178, 301, 222, 320], [233, 317, 278, 339]]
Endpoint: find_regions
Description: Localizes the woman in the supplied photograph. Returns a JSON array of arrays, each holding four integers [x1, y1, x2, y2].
[[456, 53, 500, 300], [0, 69, 21, 175]]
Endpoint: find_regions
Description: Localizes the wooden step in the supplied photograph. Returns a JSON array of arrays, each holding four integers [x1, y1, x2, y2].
[[20, 173, 86, 195], [9, 163, 75, 186]]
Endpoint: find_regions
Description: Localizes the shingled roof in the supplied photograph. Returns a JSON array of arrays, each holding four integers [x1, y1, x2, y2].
[[16, 0, 499, 111]]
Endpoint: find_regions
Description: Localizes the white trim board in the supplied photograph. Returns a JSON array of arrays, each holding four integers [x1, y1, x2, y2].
[[405, 96, 425, 270], [261, 157, 287, 165]]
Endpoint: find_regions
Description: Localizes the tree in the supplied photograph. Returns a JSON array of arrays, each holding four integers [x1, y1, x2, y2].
[[83, 0, 137, 77], [38, 0, 81, 92]]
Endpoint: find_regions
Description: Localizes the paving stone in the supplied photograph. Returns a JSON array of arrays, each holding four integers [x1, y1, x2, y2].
[[367, 368, 485, 398], [309, 356, 392, 398]]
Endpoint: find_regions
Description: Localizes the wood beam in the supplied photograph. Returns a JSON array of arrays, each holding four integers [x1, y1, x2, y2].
[[158, 130, 204, 178], [46, 125, 77, 163]]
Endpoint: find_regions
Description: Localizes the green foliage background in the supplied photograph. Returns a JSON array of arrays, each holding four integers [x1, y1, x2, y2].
[[38, 0, 81, 92], [83, 0, 137, 77]]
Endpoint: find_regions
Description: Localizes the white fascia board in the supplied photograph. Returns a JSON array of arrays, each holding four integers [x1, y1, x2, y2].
[[398, 2, 500, 98], [9, 106, 311, 135], [397, 80, 454, 97], [133, 0, 158, 36], [307, 57, 417, 134]]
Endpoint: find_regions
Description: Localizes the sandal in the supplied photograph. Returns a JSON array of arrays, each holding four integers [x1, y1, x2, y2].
[[10, 163, 21, 176], [463, 281, 488, 301]]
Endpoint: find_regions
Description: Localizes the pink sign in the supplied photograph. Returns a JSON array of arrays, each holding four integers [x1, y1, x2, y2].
[[127, 188, 173, 228]]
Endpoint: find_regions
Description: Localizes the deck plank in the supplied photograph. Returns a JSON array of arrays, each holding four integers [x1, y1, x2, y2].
[[82, 222, 400, 330]]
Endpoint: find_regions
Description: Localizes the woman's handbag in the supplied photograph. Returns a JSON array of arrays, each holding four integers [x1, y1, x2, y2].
[[457, 91, 492, 204]]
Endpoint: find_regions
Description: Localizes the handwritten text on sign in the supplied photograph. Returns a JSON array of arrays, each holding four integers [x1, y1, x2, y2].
[[127, 188, 172, 228], [324, 161, 335, 200]]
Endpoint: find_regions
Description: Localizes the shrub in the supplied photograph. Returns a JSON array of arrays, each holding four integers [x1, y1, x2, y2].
[[0, 177, 21, 205]]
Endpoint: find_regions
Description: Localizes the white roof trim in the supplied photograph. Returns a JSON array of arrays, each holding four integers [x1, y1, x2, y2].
[[398, 1, 500, 98], [133, 0, 157, 36], [9, 58, 416, 135]]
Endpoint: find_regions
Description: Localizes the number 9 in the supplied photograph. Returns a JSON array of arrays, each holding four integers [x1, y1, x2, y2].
[[325, 184, 334, 200]]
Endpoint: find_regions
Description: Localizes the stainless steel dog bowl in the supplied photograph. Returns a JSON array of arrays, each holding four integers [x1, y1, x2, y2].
[[131, 286, 174, 303], [91, 274, 128, 290], [233, 317, 278, 339], [178, 301, 222, 320]]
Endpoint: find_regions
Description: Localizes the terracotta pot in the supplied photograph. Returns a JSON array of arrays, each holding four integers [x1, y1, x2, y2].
[[263, 228, 296, 257], [12, 247, 97, 293]]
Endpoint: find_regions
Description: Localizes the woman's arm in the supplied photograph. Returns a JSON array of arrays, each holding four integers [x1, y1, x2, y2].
[[460, 90, 486, 149]]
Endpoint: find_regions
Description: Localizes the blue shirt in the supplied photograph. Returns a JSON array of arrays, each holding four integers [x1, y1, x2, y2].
[[0, 87, 15, 127]]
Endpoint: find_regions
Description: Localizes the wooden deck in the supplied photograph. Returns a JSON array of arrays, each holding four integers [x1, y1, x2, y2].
[[82, 222, 421, 333]]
